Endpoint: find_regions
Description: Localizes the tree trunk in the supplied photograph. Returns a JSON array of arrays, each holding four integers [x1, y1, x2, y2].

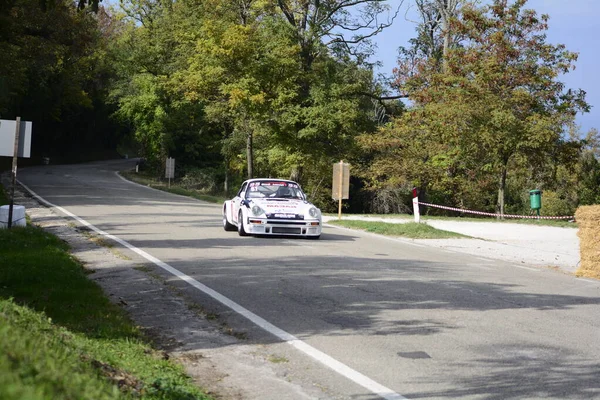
[[246, 131, 253, 179], [442, 26, 450, 72], [496, 163, 508, 219], [224, 157, 229, 195], [289, 165, 302, 183]]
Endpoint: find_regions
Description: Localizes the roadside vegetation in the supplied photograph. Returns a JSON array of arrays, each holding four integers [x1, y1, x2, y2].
[[328, 220, 468, 239], [120, 170, 226, 204], [0, 185, 212, 400], [326, 213, 578, 229], [3, 0, 598, 219]]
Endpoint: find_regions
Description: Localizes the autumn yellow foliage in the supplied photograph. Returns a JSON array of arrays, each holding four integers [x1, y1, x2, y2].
[[576, 206, 600, 279]]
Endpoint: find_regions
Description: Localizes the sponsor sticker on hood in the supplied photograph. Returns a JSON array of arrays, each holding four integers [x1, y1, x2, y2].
[[253, 199, 306, 214]]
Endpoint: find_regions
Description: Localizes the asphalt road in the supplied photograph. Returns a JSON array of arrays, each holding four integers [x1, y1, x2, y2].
[[17, 159, 600, 399]]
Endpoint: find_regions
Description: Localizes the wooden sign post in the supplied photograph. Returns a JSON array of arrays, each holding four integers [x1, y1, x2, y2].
[[332, 160, 350, 220]]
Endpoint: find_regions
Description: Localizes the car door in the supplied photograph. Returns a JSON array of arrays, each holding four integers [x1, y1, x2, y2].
[[233, 182, 248, 223]]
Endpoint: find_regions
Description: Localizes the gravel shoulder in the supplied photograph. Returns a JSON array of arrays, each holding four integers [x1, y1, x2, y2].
[[323, 216, 581, 274]]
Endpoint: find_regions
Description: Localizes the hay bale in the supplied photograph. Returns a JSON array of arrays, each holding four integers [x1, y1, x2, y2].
[[576, 206, 600, 279]]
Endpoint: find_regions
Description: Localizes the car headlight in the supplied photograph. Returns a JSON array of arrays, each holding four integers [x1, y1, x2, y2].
[[308, 207, 319, 218], [251, 205, 265, 216]]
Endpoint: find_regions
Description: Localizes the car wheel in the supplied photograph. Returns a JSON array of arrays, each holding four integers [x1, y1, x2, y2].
[[223, 213, 236, 231], [237, 210, 248, 236]]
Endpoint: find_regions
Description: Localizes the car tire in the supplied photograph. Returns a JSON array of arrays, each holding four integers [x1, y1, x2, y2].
[[223, 213, 236, 231], [237, 210, 248, 236]]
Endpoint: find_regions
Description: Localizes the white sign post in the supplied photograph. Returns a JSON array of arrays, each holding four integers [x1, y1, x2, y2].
[[0, 119, 32, 158], [165, 157, 175, 188], [0, 117, 32, 229]]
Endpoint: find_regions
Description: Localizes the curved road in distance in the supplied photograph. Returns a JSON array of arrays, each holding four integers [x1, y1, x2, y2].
[[18, 159, 600, 400]]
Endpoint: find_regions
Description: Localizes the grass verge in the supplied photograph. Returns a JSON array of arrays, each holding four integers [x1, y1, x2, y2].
[[120, 170, 226, 204], [325, 213, 577, 228], [0, 223, 212, 400], [328, 219, 468, 239]]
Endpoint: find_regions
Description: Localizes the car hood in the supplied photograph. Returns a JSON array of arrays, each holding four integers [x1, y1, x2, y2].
[[250, 198, 317, 216]]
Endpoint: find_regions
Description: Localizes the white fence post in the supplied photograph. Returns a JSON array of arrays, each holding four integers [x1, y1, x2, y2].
[[412, 187, 420, 223]]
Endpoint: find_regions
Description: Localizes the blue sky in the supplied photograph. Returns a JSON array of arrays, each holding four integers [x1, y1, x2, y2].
[[371, 0, 599, 133]]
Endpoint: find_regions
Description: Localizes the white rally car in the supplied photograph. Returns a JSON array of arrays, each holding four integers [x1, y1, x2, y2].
[[223, 179, 322, 239]]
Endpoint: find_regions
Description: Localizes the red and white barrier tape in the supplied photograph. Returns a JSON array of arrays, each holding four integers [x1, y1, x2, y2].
[[417, 201, 575, 220]]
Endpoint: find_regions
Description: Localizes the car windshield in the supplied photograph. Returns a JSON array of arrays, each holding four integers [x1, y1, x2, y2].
[[246, 181, 305, 200]]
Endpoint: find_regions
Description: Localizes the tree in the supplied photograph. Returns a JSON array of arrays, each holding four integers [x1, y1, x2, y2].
[[383, 0, 588, 215], [0, 0, 122, 161]]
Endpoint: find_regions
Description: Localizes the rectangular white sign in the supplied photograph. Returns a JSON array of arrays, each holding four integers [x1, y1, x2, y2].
[[0, 119, 32, 158], [165, 157, 175, 179]]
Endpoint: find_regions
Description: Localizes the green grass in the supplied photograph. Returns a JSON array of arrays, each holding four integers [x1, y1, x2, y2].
[[328, 220, 468, 239], [120, 171, 227, 204], [326, 213, 578, 228], [0, 224, 213, 400]]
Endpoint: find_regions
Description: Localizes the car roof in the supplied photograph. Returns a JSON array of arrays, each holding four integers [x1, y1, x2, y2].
[[242, 178, 299, 185]]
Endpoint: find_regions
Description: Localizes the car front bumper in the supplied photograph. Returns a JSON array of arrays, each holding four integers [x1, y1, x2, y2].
[[245, 217, 321, 236]]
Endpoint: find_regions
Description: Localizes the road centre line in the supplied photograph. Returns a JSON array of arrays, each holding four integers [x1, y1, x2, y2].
[[17, 180, 407, 400]]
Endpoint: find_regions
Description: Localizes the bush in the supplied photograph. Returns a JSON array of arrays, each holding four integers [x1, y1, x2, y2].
[[369, 187, 412, 214], [179, 168, 221, 193], [541, 190, 576, 217]]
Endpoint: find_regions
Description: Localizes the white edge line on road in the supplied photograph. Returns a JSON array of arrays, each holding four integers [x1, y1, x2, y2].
[[466, 264, 492, 271], [17, 179, 407, 400], [511, 264, 540, 272]]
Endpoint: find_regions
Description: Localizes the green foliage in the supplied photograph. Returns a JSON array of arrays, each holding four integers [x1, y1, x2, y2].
[[120, 170, 227, 203], [360, 0, 590, 215], [541, 190, 575, 217], [577, 129, 600, 205], [0, 0, 126, 162], [107, 0, 382, 211], [178, 168, 223, 193]]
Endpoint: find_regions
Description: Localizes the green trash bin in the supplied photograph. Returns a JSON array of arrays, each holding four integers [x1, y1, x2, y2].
[[529, 190, 542, 210]]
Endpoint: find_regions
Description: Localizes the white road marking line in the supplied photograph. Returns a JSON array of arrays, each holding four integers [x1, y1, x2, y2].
[[18, 180, 407, 400], [579, 278, 598, 285], [466, 264, 492, 270], [511, 264, 540, 272], [473, 257, 494, 263]]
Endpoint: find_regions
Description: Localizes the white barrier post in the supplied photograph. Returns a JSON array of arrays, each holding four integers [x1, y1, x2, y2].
[[412, 187, 420, 223]]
